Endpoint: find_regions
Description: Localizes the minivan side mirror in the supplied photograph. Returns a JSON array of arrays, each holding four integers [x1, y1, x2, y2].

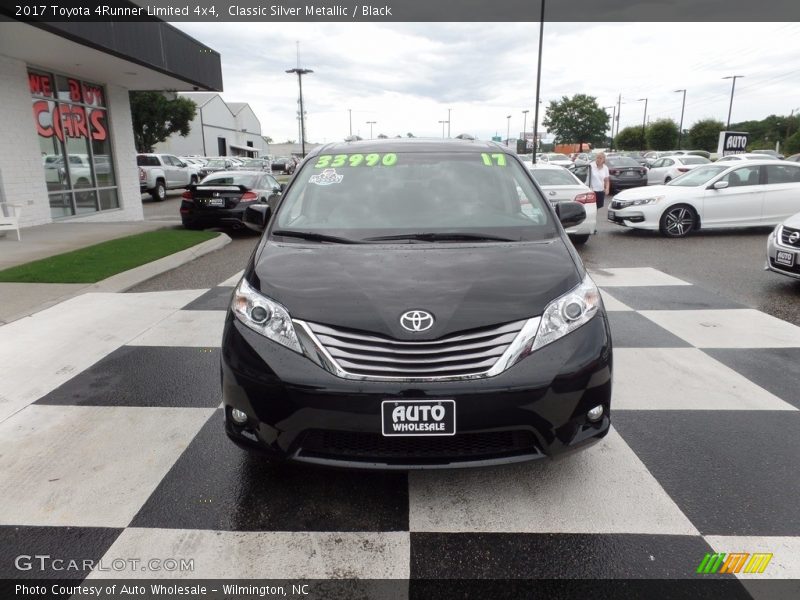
[[711, 180, 729, 190], [555, 201, 586, 228], [280, 183, 287, 192], [243, 204, 272, 232]]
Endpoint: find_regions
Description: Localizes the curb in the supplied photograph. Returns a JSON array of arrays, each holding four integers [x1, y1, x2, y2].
[[1, 233, 231, 324]]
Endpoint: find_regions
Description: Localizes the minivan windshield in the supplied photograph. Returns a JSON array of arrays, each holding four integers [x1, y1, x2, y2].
[[273, 151, 558, 242]]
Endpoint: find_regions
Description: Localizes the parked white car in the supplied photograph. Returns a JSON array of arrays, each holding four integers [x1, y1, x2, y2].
[[714, 153, 767, 162], [607, 160, 800, 237], [536, 153, 574, 169], [528, 164, 597, 244], [766, 211, 800, 280], [647, 155, 710, 185]]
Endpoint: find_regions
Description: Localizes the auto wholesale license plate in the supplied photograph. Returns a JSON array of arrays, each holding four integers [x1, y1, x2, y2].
[[381, 400, 456, 436], [607, 209, 616, 219], [208, 197, 225, 207], [776, 250, 795, 267]]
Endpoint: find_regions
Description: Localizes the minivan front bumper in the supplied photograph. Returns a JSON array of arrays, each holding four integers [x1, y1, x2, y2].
[[221, 313, 612, 469]]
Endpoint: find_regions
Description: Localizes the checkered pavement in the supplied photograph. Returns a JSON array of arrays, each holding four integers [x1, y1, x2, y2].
[[1, 267, 799, 595]]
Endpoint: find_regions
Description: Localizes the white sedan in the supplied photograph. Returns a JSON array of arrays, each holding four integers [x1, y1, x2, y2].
[[607, 160, 800, 237], [536, 153, 574, 169], [714, 153, 768, 162], [528, 164, 597, 244], [647, 155, 711, 185]]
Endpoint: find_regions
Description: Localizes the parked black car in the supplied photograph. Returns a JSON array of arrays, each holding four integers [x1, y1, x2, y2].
[[180, 170, 282, 230], [221, 138, 612, 469], [271, 156, 297, 174], [575, 156, 648, 194]]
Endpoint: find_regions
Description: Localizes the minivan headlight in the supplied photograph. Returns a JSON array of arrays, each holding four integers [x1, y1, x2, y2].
[[231, 278, 302, 353], [531, 273, 601, 352]]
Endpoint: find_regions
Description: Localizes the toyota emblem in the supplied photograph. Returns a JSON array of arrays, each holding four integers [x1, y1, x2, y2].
[[790, 231, 800, 244], [400, 310, 435, 332]]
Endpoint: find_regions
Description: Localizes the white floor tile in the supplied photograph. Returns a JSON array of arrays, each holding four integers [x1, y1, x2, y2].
[[613, 348, 796, 411], [0, 290, 205, 422], [87, 528, 410, 580], [640, 309, 800, 348], [127, 310, 226, 347], [705, 536, 800, 579], [0, 405, 213, 527], [408, 428, 698, 535], [600, 289, 633, 311], [588, 267, 691, 287], [218, 270, 244, 287]]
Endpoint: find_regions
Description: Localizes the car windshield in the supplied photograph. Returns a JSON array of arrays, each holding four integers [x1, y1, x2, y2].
[[682, 156, 711, 165], [201, 173, 259, 186], [273, 151, 558, 242], [607, 157, 639, 167], [667, 164, 729, 186], [205, 160, 226, 168], [530, 169, 579, 186]]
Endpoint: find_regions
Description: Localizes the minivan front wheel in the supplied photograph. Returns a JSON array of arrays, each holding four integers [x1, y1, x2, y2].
[[660, 205, 697, 238]]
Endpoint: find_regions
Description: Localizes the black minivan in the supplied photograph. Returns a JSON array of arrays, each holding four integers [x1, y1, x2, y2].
[[221, 139, 612, 469]]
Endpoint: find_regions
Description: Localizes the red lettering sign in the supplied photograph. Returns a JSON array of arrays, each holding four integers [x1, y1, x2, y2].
[[34, 102, 108, 143], [89, 110, 107, 141], [32, 101, 53, 137], [29, 73, 52, 97], [68, 78, 82, 102], [82, 84, 104, 106]]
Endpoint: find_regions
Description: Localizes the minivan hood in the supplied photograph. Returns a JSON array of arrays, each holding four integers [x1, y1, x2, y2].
[[251, 240, 581, 339]]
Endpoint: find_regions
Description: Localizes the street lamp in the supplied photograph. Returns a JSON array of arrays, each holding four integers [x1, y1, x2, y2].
[[674, 89, 687, 149], [723, 75, 744, 130], [438, 120, 448, 139], [532, 0, 545, 162], [522, 109, 529, 150], [448, 108, 452, 138], [285, 67, 313, 157], [603, 105, 616, 150], [348, 108, 352, 137], [506, 115, 511, 147], [637, 98, 648, 148], [366, 120, 376, 139]]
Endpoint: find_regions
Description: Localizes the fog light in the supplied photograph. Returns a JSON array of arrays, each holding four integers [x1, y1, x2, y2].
[[587, 405, 604, 422], [231, 408, 248, 424]]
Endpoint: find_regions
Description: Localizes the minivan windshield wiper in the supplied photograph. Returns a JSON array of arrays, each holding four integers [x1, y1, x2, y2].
[[271, 230, 361, 244], [363, 232, 516, 243]]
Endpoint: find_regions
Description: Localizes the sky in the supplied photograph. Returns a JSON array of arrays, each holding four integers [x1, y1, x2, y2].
[[174, 21, 800, 145]]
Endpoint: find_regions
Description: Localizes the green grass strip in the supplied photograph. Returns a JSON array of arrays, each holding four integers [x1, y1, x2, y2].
[[0, 229, 218, 283]]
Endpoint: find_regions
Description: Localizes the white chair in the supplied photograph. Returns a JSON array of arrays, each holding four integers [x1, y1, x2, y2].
[[0, 202, 22, 241]]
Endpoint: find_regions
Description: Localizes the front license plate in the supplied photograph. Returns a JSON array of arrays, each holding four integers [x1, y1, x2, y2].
[[607, 209, 616, 219], [381, 400, 456, 436], [776, 250, 795, 267], [208, 198, 225, 207]]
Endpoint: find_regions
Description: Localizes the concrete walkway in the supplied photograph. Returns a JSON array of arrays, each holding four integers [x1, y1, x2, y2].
[[0, 221, 229, 325]]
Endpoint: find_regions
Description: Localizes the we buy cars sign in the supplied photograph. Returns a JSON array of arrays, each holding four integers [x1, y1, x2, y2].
[[717, 131, 749, 156]]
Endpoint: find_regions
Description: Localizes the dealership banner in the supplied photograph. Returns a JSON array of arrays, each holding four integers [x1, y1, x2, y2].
[[717, 131, 749, 157]]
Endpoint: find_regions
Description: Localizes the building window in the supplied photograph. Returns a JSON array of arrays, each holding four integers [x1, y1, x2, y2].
[[217, 137, 226, 156], [29, 68, 118, 218]]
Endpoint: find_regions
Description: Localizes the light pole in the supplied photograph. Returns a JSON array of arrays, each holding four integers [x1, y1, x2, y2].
[[673, 89, 686, 149], [615, 93, 622, 142], [506, 115, 512, 146], [522, 109, 529, 150], [366, 120, 376, 139], [438, 120, 447, 139], [348, 108, 352, 137], [723, 75, 744, 130], [603, 105, 615, 151], [448, 108, 451, 138], [286, 67, 313, 157], [532, 0, 545, 162], [637, 98, 648, 148]]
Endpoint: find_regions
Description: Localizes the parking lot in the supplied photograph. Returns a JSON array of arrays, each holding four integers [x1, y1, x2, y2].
[[2, 199, 799, 596]]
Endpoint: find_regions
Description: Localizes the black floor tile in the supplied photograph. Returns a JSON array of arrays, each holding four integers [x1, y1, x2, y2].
[[183, 287, 234, 311], [604, 286, 747, 311], [607, 311, 691, 347]]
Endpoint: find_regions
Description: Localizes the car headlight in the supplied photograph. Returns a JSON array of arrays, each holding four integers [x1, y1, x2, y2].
[[488, 273, 601, 375], [531, 273, 601, 352], [231, 278, 302, 353], [771, 225, 781, 240], [629, 195, 664, 206]]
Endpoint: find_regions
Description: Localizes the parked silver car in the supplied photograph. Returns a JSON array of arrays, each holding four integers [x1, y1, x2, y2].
[[766, 211, 800, 280]]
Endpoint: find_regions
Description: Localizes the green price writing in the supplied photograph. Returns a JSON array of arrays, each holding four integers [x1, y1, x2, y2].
[[481, 153, 506, 166], [314, 153, 398, 168]]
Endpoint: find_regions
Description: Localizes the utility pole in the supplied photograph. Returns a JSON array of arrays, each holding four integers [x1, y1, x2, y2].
[[506, 115, 511, 146], [638, 97, 648, 148], [438, 120, 447, 138], [522, 109, 529, 150], [447, 108, 451, 138], [286, 67, 313, 157], [674, 89, 686, 149], [723, 75, 744, 130], [604, 105, 616, 151], [532, 0, 545, 163], [348, 108, 352, 137], [616, 93, 622, 141]]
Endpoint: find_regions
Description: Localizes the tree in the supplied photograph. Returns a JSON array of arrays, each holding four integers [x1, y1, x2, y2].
[[785, 131, 800, 155], [406, 132, 415, 138], [646, 119, 679, 151], [614, 126, 645, 150], [377, 133, 388, 139], [688, 119, 725, 152], [264, 136, 274, 144], [129, 91, 197, 153], [542, 94, 608, 149]]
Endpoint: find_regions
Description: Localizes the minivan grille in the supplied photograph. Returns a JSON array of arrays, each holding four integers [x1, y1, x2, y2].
[[299, 429, 539, 462], [304, 320, 524, 379], [780, 226, 800, 247]]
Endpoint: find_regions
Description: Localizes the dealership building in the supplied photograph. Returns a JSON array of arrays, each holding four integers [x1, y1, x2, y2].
[[0, 16, 222, 228]]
